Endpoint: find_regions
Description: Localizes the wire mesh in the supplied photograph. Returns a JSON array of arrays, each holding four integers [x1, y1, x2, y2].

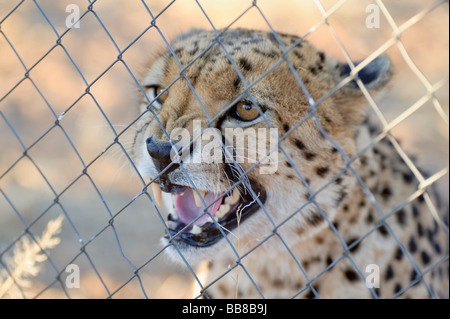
[[0, 0, 448, 299]]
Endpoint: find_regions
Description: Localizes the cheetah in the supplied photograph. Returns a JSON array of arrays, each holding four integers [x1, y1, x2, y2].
[[132, 28, 449, 298]]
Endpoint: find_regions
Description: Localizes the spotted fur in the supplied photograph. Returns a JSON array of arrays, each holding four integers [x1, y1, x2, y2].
[[133, 29, 448, 298]]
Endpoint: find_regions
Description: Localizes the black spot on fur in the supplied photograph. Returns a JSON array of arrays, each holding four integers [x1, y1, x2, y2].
[[304, 192, 310, 201], [433, 242, 442, 254], [373, 288, 381, 299], [365, 210, 374, 223], [395, 247, 403, 261], [385, 265, 394, 280], [272, 278, 284, 288], [304, 152, 317, 161], [421, 251, 431, 265], [417, 223, 424, 237], [402, 171, 415, 184], [305, 289, 316, 299], [394, 283, 402, 294], [360, 156, 368, 166], [381, 186, 392, 200], [418, 194, 425, 203], [238, 57, 252, 72], [268, 33, 278, 44], [427, 222, 440, 249], [316, 166, 329, 177], [408, 237, 418, 253], [324, 115, 332, 124], [285, 161, 292, 168], [346, 237, 361, 253], [293, 50, 303, 60], [294, 139, 306, 150], [188, 41, 200, 56], [412, 205, 420, 218], [344, 269, 359, 282], [377, 225, 389, 237], [250, 38, 265, 44], [332, 222, 340, 231], [326, 256, 333, 267], [336, 189, 348, 205], [233, 77, 241, 91], [410, 269, 419, 282], [296, 227, 305, 236], [308, 212, 325, 226], [396, 209, 407, 226], [318, 51, 326, 63], [308, 64, 323, 75], [174, 48, 183, 56], [283, 123, 290, 133], [252, 48, 278, 59]]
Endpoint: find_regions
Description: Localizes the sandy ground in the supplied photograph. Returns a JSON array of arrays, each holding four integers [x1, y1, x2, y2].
[[0, 0, 448, 298]]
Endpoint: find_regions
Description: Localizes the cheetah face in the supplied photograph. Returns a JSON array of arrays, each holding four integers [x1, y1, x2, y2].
[[132, 29, 392, 263]]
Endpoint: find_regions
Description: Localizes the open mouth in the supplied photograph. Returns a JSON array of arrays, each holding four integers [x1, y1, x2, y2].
[[151, 180, 266, 247]]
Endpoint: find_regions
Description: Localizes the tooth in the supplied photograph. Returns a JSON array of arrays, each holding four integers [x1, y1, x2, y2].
[[165, 221, 176, 229], [225, 188, 240, 205], [193, 190, 205, 207], [191, 225, 202, 235], [216, 204, 230, 219], [151, 183, 162, 207]]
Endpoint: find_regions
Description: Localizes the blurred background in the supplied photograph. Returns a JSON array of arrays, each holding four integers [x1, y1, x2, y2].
[[0, 0, 448, 298]]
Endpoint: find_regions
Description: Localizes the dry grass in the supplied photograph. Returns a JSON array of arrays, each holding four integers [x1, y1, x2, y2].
[[0, 215, 64, 298]]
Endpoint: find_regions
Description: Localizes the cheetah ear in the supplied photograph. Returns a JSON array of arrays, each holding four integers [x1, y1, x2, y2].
[[336, 54, 393, 90], [331, 54, 393, 127]]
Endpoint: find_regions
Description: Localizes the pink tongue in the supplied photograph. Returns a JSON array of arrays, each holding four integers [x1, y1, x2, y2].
[[175, 189, 223, 226]]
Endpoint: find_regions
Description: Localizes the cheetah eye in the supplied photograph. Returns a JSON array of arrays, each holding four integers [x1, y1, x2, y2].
[[232, 101, 261, 122], [146, 85, 169, 109]]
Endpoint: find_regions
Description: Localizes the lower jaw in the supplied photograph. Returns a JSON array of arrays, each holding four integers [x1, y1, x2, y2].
[[164, 183, 266, 248]]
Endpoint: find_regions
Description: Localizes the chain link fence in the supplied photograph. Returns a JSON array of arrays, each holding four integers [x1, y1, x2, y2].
[[0, 0, 448, 299]]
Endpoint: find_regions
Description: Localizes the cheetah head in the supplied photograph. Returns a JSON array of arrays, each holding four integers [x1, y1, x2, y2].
[[132, 29, 393, 264]]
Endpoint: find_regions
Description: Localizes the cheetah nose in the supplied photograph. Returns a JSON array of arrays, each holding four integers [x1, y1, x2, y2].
[[146, 137, 178, 174]]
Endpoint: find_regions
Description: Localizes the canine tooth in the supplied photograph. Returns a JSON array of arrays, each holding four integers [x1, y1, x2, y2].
[[193, 190, 205, 207], [216, 204, 230, 219], [151, 183, 162, 207], [191, 225, 202, 235], [225, 188, 240, 205]]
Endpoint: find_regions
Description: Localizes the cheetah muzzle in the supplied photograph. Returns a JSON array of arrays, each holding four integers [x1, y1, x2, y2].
[[162, 179, 266, 247]]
